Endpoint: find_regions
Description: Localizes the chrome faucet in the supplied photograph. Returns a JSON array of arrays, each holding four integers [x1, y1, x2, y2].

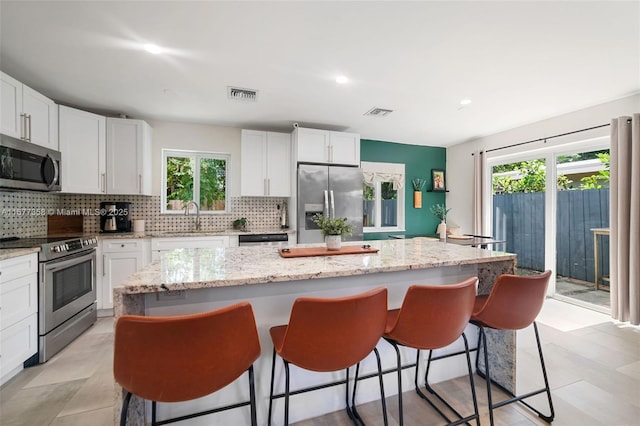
[[183, 201, 201, 231]]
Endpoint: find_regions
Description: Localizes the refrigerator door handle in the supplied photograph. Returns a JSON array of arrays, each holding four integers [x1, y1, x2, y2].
[[324, 190, 329, 217], [329, 190, 335, 218]]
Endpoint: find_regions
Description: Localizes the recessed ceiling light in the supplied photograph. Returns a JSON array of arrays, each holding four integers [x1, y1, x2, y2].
[[460, 99, 472, 106], [144, 43, 163, 54], [335, 75, 349, 84]]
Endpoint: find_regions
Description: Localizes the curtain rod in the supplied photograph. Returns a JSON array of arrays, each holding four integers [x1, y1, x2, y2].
[[471, 123, 611, 156]]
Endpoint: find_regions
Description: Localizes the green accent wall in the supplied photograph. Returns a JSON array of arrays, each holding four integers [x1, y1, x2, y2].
[[360, 139, 446, 240]]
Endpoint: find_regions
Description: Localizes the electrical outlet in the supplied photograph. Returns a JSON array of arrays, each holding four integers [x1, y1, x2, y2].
[[156, 290, 186, 301]]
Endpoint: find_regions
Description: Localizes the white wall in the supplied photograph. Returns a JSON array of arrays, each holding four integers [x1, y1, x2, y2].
[[145, 119, 242, 197], [446, 94, 640, 232]]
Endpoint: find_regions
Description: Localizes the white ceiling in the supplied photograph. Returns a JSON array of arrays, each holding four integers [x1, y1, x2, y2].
[[1, 1, 638, 147]]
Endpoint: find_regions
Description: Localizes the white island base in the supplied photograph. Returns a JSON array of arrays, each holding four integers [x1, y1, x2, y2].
[[113, 240, 516, 425]]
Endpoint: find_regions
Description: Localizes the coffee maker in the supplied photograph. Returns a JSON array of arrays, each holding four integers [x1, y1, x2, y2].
[[100, 202, 132, 233]]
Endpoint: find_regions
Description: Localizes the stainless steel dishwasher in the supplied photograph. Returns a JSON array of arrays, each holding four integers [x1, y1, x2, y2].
[[238, 233, 289, 246]]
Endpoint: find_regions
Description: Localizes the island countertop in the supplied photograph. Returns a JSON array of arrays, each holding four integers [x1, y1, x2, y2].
[[113, 238, 518, 425], [114, 238, 516, 296]]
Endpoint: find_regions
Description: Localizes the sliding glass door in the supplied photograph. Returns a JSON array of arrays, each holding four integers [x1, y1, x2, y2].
[[492, 158, 547, 278], [487, 137, 610, 312], [554, 148, 610, 311]]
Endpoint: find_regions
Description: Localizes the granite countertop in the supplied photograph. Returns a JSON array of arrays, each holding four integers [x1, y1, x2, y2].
[[98, 228, 294, 239], [115, 239, 516, 295], [0, 247, 40, 261]]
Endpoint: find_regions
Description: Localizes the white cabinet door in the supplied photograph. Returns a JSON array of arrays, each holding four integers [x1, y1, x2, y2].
[[0, 72, 22, 139], [22, 85, 58, 150], [59, 106, 106, 194], [106, 117, 152, 195], [295, 127, 360, 166], [296, 128, 330, 163], [0, 72, 58, 149], [102, 251, 143, 310], [241, 130, 291, 196], [329, 131, 360, 165], [0, 314, 37, 385], [0, 274, 38, 329], [266, 132, 291, 196], [0, 253, 38, 386], [241, 130, 268, 196]]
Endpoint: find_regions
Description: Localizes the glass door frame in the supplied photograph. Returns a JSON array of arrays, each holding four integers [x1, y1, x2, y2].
[[484, 135, 609, 300]]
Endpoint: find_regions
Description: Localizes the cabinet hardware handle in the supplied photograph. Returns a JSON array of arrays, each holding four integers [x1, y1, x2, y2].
[[102, 255, 106, 276], [20, 113, 26, 140], [264, 178, 268, 196], [101, 173, 106, 193], [138, 174, 142, 194], [26, 114, 32, 142], [268, 178, 270, 195]]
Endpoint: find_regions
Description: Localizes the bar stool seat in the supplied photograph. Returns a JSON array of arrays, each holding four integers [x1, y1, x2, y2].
[[114, 302, 261, 426], [268, 287, 389, 426], [472, 270, 555, 425], [383, 277, 480, 426]]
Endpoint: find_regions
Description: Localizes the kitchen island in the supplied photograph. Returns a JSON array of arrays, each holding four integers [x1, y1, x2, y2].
[[114, 239, 516, 425]]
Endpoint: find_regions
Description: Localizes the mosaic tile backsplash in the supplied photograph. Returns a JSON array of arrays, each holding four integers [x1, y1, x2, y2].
[[1, 191, 287, 238]]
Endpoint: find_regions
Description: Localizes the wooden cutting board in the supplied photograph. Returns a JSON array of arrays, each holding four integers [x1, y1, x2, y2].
[[279, 245, 379, 258]]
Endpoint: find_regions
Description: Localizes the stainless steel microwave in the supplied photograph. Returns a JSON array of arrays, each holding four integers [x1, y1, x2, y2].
[[0, 134, 61, 191]]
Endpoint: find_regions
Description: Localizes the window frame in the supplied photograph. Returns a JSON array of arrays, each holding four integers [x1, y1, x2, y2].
[[161, 149, 231, 214], [362, 162, 405, 233]]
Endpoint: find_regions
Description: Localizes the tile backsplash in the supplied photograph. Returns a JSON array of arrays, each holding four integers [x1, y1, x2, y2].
[[1, 191, 287, 238]]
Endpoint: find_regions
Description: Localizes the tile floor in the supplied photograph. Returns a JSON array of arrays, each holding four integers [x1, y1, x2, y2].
[[1, 300, 638, 426]]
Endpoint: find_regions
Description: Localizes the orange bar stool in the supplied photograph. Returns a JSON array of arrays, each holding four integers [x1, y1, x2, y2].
[[383, 277, 480, 426], [267, 287, 388, 426], [472, 270, 554, 425], [114, 302, 261, 426]]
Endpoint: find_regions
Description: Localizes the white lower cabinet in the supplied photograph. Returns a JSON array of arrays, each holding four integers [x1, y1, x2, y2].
[[0, 253, 38, 385], [151, 236, 230, 261], [99, 239, 149, 310]]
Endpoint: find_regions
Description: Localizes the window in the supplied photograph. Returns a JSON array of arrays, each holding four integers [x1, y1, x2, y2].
[[362, 161, 405, 232], [162, 149, 230, 214]]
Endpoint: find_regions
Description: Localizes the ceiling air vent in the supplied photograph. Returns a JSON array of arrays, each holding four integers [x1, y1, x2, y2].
[[228, 86, 258, 102], [364, 107, 393, 117]]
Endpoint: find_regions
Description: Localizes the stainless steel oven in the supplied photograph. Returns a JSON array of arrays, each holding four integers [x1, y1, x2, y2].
[[0, 236, 98, 363], [39, 248, 97, 362]]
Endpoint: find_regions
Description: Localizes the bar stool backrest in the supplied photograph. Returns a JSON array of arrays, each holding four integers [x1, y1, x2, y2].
[[276, 287, 388, 372], [473, 270, 552, 330], [114, 302, 261, 403], [386, 277, 478, 349]]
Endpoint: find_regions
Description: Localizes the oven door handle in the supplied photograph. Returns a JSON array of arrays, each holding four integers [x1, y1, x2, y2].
[[44, 250, 96, 273]]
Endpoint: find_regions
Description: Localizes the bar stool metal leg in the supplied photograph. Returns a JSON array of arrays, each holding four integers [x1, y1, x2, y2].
[[268, 348, 277, 426], [477, 324, 554, 425], [120, 391, 132, 426], [248, 365, 257, 426]]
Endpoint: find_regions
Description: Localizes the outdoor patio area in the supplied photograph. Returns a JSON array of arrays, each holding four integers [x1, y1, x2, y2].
[[556, 277, 610, 310]]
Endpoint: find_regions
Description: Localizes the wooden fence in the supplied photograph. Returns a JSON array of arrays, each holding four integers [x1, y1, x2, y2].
[[493, 189, 609, 283]]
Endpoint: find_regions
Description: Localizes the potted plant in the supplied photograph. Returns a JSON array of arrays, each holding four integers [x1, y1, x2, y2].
[[430, 204, 451, 239], [233, 217, 247, 231], [313, 214, 353, 250]]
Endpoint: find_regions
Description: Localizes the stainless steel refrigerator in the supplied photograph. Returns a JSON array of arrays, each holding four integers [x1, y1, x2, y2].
[[297, 164, 363, 243]]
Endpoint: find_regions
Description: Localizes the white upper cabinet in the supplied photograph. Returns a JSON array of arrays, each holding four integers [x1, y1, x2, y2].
[[0, 72, 22, 139], [0, 71, 58, 150], [241, 130, 291, 197], [106, 117, 152, 195], [295, 127, 360, 165], [59, 106, 106, 194]]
